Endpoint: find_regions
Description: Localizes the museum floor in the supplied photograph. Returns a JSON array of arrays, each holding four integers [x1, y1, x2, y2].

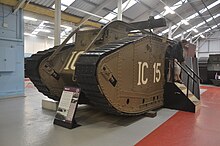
[[0, 81, 220, 146]]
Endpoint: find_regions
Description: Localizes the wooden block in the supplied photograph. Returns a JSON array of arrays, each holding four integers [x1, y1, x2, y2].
[[145, 111, 157, 118], [42, 98, 58, 111], [195, 102, 201, 112]]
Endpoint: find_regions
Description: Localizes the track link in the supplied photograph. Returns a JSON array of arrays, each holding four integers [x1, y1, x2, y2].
[[25, 44, 74, 101]]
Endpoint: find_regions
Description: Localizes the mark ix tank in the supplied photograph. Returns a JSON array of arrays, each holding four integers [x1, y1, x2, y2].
[[25, 18, 169, 115]]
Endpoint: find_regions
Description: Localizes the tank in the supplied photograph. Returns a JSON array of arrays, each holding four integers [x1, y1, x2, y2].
[[207, 54, 220, 86], [198, 57, 209, 83], [25, 18, 169, 116]]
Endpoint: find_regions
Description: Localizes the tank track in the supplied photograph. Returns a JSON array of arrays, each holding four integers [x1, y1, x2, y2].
[[75, 36, 146, 116], [25, 44, 74, 101]]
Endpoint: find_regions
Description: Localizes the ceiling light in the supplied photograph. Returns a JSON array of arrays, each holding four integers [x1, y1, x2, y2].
[[23, 16, 37, 21], [24, 33, 37, 37], [62, 0, 76, 6], [99, 0, 137, 24], [181, 19, 189, 25], [52, 4, 67, 11], [200, 34, 205, 38], [154, 0, 188, 19], [61, 25, 71, 29], [193, 28, 198, 33], [130, 30, 141, 33], [43, 21, 50, 24], [48, 36, 54, 39], [35, 29, 51, 33], [164, 6, 175, 14], [100, 13, 116, 23], [32, 31, 38, 35], [173, 34, 182, 39], [31, 21, 48, 35], [52, 0, 76, 11], [115, 0, 137, 13]]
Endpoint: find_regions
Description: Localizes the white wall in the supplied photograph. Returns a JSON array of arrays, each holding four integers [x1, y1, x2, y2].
[[198, 31, 220, 58], [24, 35, 75, 57], [24, 36, 54, 56]]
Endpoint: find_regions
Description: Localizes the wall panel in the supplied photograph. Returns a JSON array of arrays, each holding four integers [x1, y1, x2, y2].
[[0, 5, 24, 98]]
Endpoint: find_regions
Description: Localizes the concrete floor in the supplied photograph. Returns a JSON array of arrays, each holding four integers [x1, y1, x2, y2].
[[0, 83, 177, 146]]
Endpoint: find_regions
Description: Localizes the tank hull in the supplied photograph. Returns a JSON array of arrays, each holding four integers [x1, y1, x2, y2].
[[75, 35, 167, 115]]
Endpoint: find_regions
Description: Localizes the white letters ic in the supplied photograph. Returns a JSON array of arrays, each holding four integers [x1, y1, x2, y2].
[[137, 62, 148, 85]]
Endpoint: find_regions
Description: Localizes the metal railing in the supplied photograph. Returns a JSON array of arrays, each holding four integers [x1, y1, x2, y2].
[[184, 63, 202, 95], [167, 58, 202, 98]]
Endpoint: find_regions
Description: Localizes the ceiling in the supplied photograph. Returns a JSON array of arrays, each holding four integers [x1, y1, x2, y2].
[[23, 0, 220, 41]]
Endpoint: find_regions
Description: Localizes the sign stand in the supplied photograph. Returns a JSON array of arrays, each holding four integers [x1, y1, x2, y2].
[[53, 87, 81, 129]]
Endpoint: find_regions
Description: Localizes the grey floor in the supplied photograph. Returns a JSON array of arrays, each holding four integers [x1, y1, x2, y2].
[[0, 84, 177, 146]]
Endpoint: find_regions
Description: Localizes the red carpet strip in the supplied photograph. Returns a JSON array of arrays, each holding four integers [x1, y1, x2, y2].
[[135, 86, 220, 146]]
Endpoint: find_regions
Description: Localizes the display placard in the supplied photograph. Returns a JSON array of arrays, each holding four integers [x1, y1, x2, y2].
[[54, 87, 81, 129]]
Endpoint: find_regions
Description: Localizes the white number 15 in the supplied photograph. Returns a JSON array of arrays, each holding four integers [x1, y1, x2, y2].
[[153, 63, 161, 83]]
